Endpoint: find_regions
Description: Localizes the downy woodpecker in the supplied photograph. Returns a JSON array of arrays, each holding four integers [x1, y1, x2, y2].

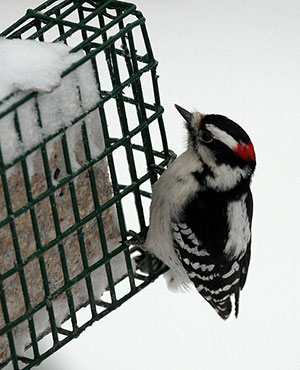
[[145, 105, 256, 319]]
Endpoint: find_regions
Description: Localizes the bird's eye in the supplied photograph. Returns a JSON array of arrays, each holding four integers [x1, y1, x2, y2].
[[200, 131, 214, 143]]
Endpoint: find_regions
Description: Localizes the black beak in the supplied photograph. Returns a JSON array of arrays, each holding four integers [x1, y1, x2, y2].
[[174, 104, 193, 124]]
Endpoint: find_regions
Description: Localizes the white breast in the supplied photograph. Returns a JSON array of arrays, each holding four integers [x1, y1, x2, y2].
[[145, 150, 201, 276]]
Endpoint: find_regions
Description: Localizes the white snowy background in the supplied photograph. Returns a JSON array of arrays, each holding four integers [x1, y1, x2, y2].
[[1, 1, 300, 369]]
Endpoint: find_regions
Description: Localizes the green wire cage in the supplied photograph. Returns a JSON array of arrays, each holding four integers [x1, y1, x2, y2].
[[0, 1, 170, 368]]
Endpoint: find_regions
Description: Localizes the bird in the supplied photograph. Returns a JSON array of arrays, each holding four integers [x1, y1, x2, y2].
[[144, 104, 256, 319]]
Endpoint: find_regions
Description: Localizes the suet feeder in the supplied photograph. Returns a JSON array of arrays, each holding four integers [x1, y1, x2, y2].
[[0, 1, 169, 368]]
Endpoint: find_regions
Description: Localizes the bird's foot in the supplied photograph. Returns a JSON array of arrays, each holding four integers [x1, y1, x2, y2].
[[124, 230, 145, 246], [149, 149, 177, 175], [134, 250, 165, 274], [149, 164, 165, 175], [168, 149, 177, 164]]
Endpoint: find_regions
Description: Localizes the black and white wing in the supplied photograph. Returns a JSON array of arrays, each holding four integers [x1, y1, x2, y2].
[[171, 191, 253, 320]]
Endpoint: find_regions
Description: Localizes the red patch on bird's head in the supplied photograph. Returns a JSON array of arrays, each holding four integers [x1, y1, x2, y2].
[[234, 142, 256, 161]]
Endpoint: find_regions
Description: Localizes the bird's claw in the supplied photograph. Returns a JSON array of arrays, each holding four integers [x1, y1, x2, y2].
[[149, 164, 165, 175], [148, 149, 177, 175], [168, 149, 177, 164], [134, 250, 165, 274], [124, 232, 166, 274], [124, 230, 145, 246]]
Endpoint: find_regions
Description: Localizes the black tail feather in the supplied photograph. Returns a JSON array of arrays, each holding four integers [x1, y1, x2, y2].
[[234, 289, 240, 318], [208, 297, 232, 320]]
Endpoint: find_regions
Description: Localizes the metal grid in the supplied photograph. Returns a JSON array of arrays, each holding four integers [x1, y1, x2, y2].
[[0, 1, 169, 368]]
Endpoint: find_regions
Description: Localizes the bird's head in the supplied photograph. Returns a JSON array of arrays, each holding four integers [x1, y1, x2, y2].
[[175, 104, 256, 190]]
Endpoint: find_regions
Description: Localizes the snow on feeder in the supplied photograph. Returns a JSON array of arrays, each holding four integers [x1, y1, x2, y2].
[[0, 1, 169, 368]]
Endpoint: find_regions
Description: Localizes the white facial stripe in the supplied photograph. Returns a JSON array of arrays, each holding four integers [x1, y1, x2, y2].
[[206, 124, 238, 149], [205, 164, 249, 191]]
